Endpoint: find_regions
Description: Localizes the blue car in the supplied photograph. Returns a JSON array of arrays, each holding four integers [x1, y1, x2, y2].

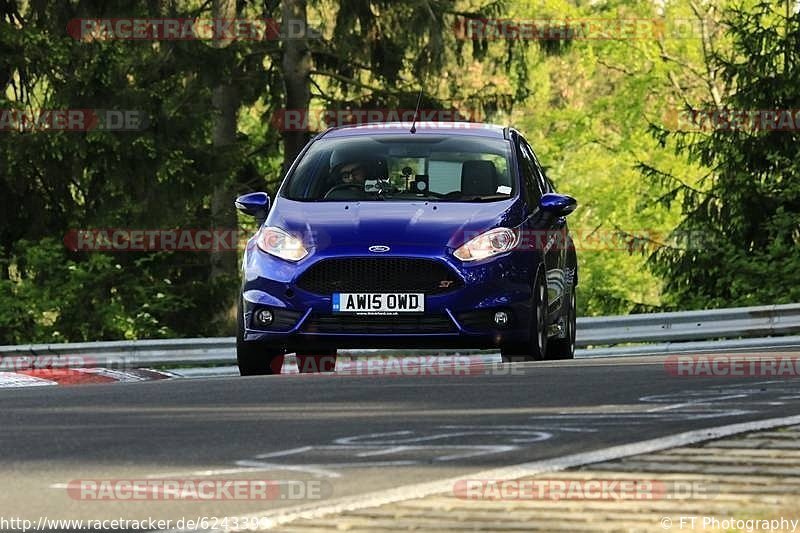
[[234, 122, 577, 375]]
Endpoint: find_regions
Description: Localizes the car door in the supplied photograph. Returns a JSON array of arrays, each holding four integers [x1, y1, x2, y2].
[[516, 135, 566, 314]]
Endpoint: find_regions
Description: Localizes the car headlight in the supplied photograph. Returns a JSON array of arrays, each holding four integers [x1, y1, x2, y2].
[[257, 226, 309, 261], [453, 227, 518, 262]]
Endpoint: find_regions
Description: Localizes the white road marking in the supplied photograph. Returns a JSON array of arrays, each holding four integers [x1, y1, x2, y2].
[[333, 428, 551, 445], [353, 446, 410, 457], [526, 410, 753, 424], [192, 413, 800, 531], [332, 430, 412, 444], [643, 394, 750, 412], [140, 426, 557, 481], [143, 464, 344, 480], [144, 382, 796, 488], [253, 446, 314, 459], [520, 381, 798, 425]]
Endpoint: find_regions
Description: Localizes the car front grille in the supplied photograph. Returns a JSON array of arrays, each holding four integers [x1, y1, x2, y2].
[[302, 314, 456, 334], [296, 258, 462, 295]]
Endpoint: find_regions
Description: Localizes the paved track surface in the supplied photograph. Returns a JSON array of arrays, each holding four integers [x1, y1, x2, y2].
[[280, 424, 800, 532], [1, 353, 799, 525]]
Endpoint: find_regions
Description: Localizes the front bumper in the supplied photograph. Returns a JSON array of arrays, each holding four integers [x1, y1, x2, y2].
[[241, 245, 539, 349]]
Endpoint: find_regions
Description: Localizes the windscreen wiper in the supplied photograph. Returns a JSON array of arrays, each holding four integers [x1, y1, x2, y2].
[[446, 194, 511, 202]]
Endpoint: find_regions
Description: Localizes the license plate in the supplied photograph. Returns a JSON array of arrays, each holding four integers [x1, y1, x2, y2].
[[332, 293, 424, 315]]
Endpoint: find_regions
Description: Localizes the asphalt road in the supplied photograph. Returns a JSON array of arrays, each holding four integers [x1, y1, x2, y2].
[[1, 354, 799, 525]]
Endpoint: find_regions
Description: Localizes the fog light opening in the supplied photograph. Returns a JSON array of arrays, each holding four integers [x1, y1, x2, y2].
[[493, 310, 511, 327], [254, 308, 274, 327]]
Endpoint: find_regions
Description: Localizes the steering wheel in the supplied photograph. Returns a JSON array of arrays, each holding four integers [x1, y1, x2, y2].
[[323, 183, 364, 199], [440, 191, 463, 199]]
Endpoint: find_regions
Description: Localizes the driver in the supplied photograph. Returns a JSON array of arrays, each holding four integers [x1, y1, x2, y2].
[[336, 161, 368, 186]]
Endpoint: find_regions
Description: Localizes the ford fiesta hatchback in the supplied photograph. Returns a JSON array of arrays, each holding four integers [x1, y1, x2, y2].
[[234, 122, 578, 375]]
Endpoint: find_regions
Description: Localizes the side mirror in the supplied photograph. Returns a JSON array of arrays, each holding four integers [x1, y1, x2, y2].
[[235, 192, 270, 223], [539, 193, 577, 217]]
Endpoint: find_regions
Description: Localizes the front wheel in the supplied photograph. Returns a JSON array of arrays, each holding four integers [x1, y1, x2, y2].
[[547, 288, 576, 360], [237, 341, 284, 376], [501, 270, 548, 363], [236, 298, 284, 376]]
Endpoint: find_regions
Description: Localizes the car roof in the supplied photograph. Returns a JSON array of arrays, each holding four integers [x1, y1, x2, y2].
[[319, 121, 508, 139]]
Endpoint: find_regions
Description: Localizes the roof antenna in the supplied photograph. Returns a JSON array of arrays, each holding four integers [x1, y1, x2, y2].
[[409, 88, 423, 134]]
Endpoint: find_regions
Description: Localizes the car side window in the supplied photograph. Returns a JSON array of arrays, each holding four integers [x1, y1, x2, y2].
[[519, 137, 547, 206], [515, 137, 541, 207], [521, 140, 549, 195]]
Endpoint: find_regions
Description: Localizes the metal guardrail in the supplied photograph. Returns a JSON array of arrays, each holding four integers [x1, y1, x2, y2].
[[576, 303, 800, 345], [1, 303, 799, 369]]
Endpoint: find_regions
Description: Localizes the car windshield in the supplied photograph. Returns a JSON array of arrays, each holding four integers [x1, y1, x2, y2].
[[280, 134, 515, 202]]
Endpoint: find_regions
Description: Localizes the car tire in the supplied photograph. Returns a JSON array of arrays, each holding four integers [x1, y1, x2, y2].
[[236, 298, 284, 376], [501, 268, 548, 363], [546, 288, 576, 360], [296, 351, 338, 373]]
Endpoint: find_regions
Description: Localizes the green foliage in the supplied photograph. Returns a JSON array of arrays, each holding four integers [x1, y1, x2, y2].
[[508, 0, 707, 316], [0, 238, 230, 343], [0, 0, 268, 343], [0, 0, 529, 344], [308, 0, 524, 116], [2, 0, 795, 345], [647, 1, 800, 308]]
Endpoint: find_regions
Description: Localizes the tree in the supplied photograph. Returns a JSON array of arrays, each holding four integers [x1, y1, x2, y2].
[[210, 0, 242, 282], [0, 0, 528, 343], [281, 0, 312, 170], [277, 0, 523, 169], [0, 0, 261, 342], [644, 0, 800, 308], [511, 0, 709, 315]]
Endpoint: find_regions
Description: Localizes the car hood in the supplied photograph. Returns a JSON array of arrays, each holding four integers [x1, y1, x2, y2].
[[266, 198, 523, 255]]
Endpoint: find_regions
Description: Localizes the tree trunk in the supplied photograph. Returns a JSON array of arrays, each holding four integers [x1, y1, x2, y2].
[[210, 0, 239, 282], [281, 0, 312, 172]]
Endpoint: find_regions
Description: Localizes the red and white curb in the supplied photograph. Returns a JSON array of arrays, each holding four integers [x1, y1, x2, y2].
[[0, 368, 175, 388]]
